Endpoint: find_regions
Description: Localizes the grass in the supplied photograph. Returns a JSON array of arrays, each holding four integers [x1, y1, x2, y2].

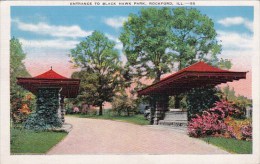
[[11, 128, 67, 154], [68, 114, 150, 125], [201, 137, 252, 154]]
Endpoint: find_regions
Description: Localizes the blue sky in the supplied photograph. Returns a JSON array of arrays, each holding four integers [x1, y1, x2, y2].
[[11, 6, 253, 39], [11, 6, 254, 73], [11, 6, 254, 98]]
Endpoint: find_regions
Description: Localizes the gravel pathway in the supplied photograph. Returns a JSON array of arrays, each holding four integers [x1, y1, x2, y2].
[[47, 116, 228, 154]]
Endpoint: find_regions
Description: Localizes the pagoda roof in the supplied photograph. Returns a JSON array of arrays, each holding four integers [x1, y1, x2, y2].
[[34, 69, 68, 79], [138, 61, 247, 96], [17, 68, 80, 98]]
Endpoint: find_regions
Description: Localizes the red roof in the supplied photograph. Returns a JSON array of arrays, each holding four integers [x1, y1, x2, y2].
[[34, 69, 68, 79], [160, 61, 230, 82], [17, 68, 80, 98], [138, 61, 247, 96]]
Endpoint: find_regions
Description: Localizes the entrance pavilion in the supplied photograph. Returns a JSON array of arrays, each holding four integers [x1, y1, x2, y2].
[[138, 61, 247, 125], [17, 68, 80, 124]]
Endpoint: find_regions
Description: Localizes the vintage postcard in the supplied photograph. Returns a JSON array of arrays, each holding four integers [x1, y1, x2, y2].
[[0, 1, 259, 164]]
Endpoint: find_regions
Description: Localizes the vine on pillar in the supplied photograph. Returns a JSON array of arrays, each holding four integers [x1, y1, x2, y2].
[[24, 88, 62, 131]]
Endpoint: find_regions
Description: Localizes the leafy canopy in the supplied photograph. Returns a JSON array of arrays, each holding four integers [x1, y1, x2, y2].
[[10, 38, 32, 122], [120, 7, 173, 82], [120, 7, 222, 83], [69, 31, 123, 115], [171, 8, 221, 69]]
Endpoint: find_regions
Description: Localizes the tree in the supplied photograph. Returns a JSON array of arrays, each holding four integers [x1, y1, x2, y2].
[[218, 58, 232, 70], [120, 7, 174, 83], [221, 85, 252, 119], [10, 38, 32, 122], [69, 31, 122, 115], [120, 7, 222, 83], [171, 8, 222, 70]]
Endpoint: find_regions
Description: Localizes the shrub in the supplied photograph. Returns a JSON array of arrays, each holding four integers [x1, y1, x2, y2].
[[112, 95, 137, 116], [188, 100, 235, 137], [11, 93, 36, 123], [188, 100, 252, 140], [65, 107, 74, 114], [88, 109, 97, 116], [186, 87, 220, 120], [224, 117, 252, 140], [188, 111, 226, 137], [241, 125, 252, 141]]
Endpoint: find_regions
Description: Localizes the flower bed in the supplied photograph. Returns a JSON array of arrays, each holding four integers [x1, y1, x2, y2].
[[188, 100, 252, 141]]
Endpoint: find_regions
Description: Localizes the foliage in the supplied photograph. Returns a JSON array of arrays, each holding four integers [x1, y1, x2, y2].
[[111, 94, 137, 116], [217, 58, 232, 70], [188, 100, 252, 141], [168, 95, 187, 109], [10, 38, 35, 123], [120, 7, 222, 83], [241, 125, 252, 140], [70, 31, 124, 115], [24, 89, 62, 131], [221, 85, 252, 119], [188, 100, 235, 137], [186, 87, 220, 120], [171, 8, 221, 70], [224, 117, 252, 140], [201, 137, 252, 154], [120, 7, 173, 82], [11, 127, 67, 154]]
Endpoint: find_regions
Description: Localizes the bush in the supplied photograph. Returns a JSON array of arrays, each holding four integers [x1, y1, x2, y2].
[[188, 100, 252, 140], [112, 95, 137, 116], [224, 117, 252, 140], [88, 109, 97, 116], [11, 93, 36, 123], [65, 107, 74, 114], [241, 125, 252, 140], [186, 87, 220, 120], [188, 100, 235, 137]]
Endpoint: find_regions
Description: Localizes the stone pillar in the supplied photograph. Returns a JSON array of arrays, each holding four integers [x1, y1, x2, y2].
[[60, 96, 65, 123], [153, 95, 169, 125], [149, 96, 156, 125], [25, 88, 62, 130]]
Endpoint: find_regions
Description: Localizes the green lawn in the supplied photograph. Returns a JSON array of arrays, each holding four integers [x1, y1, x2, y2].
[[11, 128, 67, 154], [201, 137, 252, 154], [68, 114, 150, 125]]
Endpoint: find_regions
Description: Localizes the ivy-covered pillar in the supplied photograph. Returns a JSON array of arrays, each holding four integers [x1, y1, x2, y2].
[[25, 88, 62, 130], [60, 95, 65, 123], [153, 95, 169, 125]]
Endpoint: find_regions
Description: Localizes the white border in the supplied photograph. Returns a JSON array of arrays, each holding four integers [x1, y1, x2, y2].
[[1, 1, 259, 164]]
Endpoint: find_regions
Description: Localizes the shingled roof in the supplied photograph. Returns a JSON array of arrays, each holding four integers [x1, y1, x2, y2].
[[34, 68, 68, 79], [138, 61, 247, 96], [17, 68, 80, 98]]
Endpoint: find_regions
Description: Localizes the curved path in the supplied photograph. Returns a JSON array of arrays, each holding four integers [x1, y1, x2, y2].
[[48, 116, 228, 154]]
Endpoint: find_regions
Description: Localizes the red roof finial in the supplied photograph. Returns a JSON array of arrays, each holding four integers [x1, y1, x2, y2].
[[51, 66, 52, 70]]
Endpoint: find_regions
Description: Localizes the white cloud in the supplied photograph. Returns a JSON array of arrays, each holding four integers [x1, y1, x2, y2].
[[217, 31, 253, 51], [12, 18, 92, 38], [19, 38, 80, 50], [105, 33, 123, 50], [103, 17, 127, 29], [218, 17, 253, 32]]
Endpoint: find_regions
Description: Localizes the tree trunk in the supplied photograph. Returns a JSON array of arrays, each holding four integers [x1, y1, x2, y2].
[[153, 69, 161, 83], [98, 104, 103, 115], [126, 108, 130, 116]]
